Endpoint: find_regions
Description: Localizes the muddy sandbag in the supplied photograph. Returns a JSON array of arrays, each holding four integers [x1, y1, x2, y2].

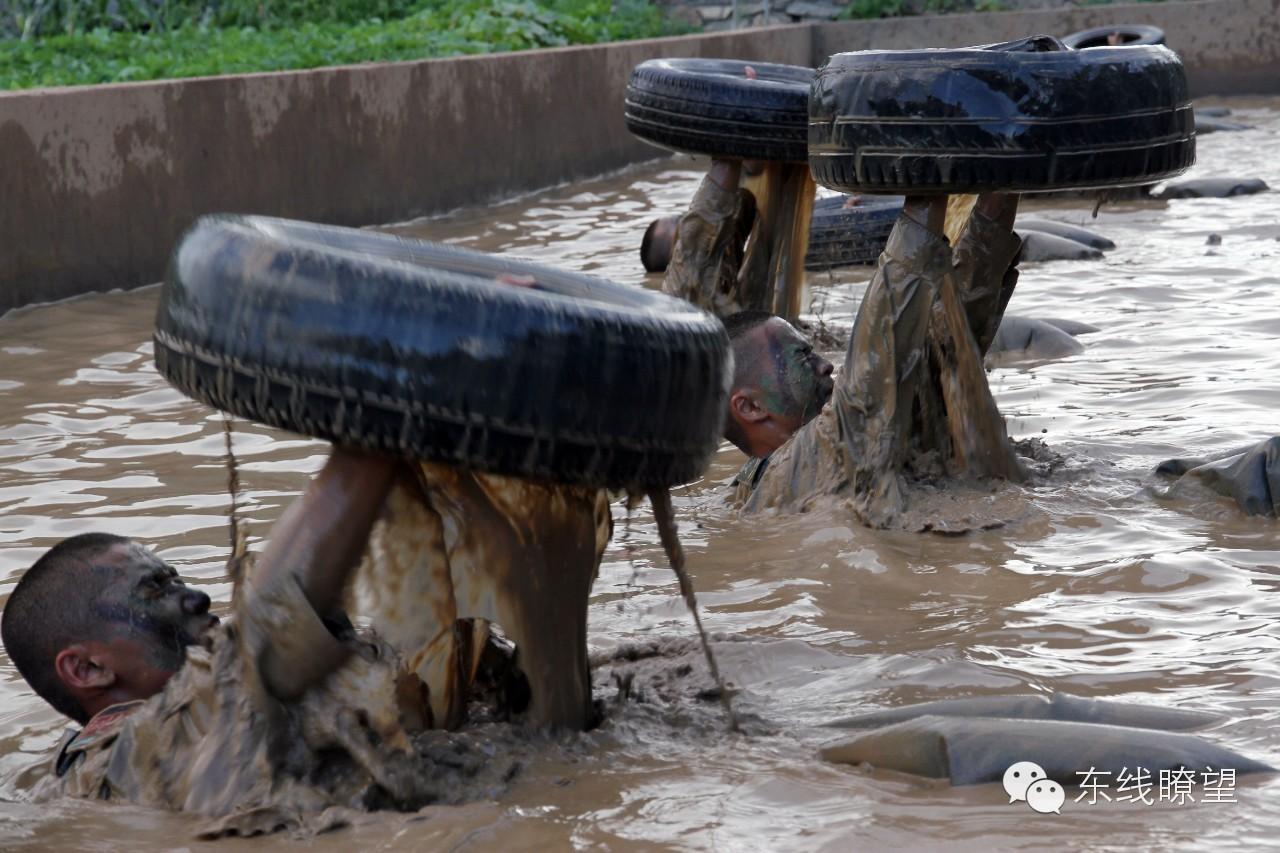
[[1014, 218, 1115, 250], [1195, 114, 1255, 134], [823, 693, 1222, 731], [1040, 317, 1100, 336], [821, 715, 1274, 785], [987, 316, 1084, 362], [1016, 230, 1104, 262], [1151, 177, 1269, 199], [1156, 435, 1280, 516]]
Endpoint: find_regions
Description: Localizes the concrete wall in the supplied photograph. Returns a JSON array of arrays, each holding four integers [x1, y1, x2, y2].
[[1, 0, 1276, 314]]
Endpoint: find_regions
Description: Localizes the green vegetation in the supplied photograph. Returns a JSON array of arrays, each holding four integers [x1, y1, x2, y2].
[[1, 0, 686, 90], [836, 0, 980, 19], [838, 0, 910, 20], [839, 0, 1146, 18]]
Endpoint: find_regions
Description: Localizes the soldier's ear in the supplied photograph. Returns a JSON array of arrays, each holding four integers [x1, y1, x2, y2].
[[731, 390, 769, 424], [55, 645, 117, 691]]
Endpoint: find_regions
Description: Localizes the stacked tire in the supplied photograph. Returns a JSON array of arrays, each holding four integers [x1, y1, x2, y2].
[[805, 195, 903, 270], [625, 59, 813, 163]]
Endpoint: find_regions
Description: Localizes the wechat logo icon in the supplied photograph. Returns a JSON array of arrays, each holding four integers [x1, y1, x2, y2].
[[1004, 761, 1065, 814]]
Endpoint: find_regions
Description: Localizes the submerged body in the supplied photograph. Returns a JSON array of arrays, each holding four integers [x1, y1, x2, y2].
[[46, 580, 436, 835], [726, 205, 1025, 527], [19, 456, 608, 835], [986, 315, 1090, 364]]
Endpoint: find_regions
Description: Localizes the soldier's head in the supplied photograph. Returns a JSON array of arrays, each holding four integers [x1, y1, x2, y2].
[[722, 311, 834, 458], [640, 216, 681, 273], [1, 534, 217, 723]]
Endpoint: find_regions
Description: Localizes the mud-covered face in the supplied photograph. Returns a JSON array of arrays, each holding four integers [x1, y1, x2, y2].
[[91, 542, 218, 674], [754, 318, 834, 433]]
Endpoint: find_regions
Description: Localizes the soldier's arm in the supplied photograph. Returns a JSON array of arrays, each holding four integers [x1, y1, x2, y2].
[[830, 197, 953, 525], [949, 193, 1023, 355], [662, 160, 743, 313], [240, 448, 399, 700]]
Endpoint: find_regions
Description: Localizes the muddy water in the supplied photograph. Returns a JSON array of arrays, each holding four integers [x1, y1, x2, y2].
[[2, 97, 1279, 849]]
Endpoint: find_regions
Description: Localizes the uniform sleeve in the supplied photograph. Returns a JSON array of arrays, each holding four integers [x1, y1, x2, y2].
[[662, 174, 746, 317], [741, 214, 951, 526], [237, 565, 348, 701], [951, 210, 1023, 355]]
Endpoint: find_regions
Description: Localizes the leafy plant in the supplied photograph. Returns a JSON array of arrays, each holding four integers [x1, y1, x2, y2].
[[838, 0, 910, 20], [0, 0, 690, 89]]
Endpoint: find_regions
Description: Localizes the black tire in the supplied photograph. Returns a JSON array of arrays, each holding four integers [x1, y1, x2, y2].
[[1062, 24, 1165, 50], [154, 216, 731, 489], [805, 195, 903, 269], [625, 58, 812, 162], [809, 39, 1195, 194]]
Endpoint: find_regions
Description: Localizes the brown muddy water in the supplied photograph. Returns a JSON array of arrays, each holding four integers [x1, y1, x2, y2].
[[2, 98, 1279, 850]]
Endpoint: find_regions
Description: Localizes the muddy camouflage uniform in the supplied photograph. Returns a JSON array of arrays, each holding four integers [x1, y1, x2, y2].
[[709, 209, 1023, 527], [661, 173, 770, 316], [44, 464, 610, 834]]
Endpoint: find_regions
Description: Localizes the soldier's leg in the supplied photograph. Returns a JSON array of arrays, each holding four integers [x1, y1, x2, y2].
[[425, 468, 609, 731], [350, 472, 471, 729]]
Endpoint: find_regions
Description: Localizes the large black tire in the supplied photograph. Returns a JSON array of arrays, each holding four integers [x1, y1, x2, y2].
[[804, 195, 903, 269], [625, 58, 812, 162], [154, 216, 731, 489], [809, 38, 1195, 194], [1062, 24, 1165, 50]]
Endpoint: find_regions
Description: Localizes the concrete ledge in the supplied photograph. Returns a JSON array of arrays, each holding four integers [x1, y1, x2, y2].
[[1, 0, 1276, 314]]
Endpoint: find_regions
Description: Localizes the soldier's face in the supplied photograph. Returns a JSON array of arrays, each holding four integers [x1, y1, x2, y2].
[[91, 542, 219, 673], [755, 319, 834, 433]]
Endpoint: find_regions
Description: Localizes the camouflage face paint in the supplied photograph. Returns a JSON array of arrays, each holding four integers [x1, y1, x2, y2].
[[89, 545, 212, 672], [758, 320, 834, 427]]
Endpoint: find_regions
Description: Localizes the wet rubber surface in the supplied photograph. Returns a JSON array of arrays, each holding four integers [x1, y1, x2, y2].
[[157, 215, 730, 489], [1, 97, 1279, 849], [810, 44, 1194, 193]]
